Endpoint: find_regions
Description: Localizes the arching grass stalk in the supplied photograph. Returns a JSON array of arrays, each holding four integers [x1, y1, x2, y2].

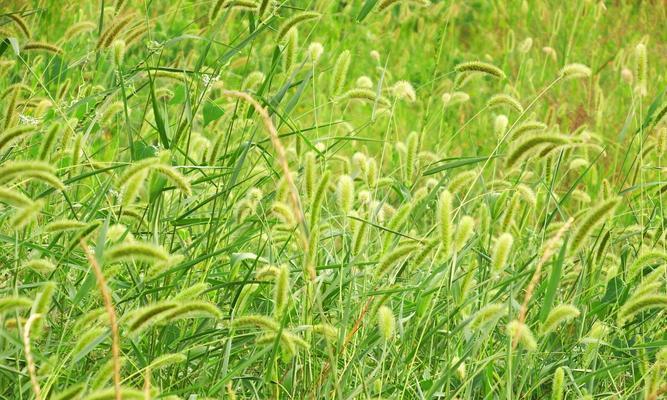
[[456, 74, 566, 220], [22, 313, 42, 400], [516, 218, 574, 338], [220, 90, 307, 245], [80, 240, 121, 400]]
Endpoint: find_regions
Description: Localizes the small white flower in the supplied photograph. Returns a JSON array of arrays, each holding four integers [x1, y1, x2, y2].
[[202, 74, 220, 86], [146, 40, 163, 51], [18, 114, 41, 126]]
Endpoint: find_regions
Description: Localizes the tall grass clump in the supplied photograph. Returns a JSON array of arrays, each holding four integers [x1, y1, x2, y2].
[[0, 1, 665, 399]]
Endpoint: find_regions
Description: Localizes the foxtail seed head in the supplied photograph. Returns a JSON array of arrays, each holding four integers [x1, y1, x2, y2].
[[507, 319, 537, 350], [274, 264, 290, 318], [330, 50, 351, 97], [337, 175, 355, 215], [552, 367, 565, 400], [569, 197, 621, 255], [454, 216, 475, 252], [455, 61, 505, 79], [491, 233, 513, 277], [277, 11, 320, 41], [487, 94, 523, 113], [377, 305, 395, 342], [560, 63, 592, 80], [540, 304, 580, 335], [634, 43, 647, 96]]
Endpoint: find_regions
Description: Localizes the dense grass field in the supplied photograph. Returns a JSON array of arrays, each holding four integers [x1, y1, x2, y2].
[[1, 0, 667, 399]]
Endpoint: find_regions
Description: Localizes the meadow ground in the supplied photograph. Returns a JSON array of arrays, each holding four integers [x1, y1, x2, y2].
[[0, 0, 667, 399]]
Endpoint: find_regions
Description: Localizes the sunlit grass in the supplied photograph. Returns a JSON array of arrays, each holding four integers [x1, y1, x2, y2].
[[1, 1, 666, 399]]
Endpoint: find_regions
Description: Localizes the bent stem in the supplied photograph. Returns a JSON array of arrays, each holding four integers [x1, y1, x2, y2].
[[23, 313, 42, 400], [80, 239, 122, 400]]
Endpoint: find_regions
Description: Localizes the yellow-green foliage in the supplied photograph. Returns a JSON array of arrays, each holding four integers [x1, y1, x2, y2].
[[1, 1, 666, 399]]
